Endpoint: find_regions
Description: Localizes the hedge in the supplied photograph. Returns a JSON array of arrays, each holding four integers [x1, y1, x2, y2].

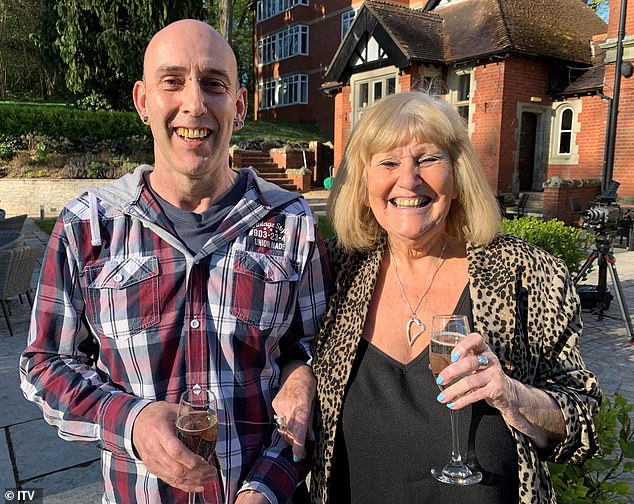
[[0, 103, 148, 141]]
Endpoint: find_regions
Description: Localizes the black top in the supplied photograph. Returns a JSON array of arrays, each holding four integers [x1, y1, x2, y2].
[[329, 286, 519, 503], [147, 171, 248, 254]]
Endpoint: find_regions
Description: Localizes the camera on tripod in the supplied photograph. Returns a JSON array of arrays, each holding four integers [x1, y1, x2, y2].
[[581, 181, 622, 234]]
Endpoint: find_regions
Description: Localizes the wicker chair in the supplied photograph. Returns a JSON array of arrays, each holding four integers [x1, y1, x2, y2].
[[0, 214, 27, 250], [0, 244, 39, 336]]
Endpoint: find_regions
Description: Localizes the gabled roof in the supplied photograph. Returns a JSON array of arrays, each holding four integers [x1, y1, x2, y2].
[[325, 0, 606, 83], [324, 2, 443, 82]]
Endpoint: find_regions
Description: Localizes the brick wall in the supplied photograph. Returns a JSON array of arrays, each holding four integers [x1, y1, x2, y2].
[[0, 179, 109, 218]]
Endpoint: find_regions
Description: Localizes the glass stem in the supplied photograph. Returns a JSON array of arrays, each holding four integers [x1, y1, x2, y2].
[[188, 492, 196, 504], [449, 408, 463, 463]]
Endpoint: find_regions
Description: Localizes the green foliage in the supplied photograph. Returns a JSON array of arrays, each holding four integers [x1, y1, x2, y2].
[[549, 394, 634, 503], [50, 0, 206, 109], [318, 215, 334, 240], [501, 217, 593, 278], [0, 102, 148, 141], [75, 92, 113, 111]]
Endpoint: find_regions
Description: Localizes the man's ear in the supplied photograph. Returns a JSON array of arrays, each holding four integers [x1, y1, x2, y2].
[[236, 87, 248, 121], [132, 80, 147, 120]]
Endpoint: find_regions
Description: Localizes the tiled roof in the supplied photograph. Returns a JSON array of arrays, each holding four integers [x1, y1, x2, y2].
[[364, 1, 444, 63], [364, 0, 607, 64]]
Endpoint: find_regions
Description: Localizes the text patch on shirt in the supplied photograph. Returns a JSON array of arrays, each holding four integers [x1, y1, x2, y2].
[[246, 217, 289, 255]]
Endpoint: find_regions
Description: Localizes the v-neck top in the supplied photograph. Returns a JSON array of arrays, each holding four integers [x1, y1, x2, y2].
[[328, 285, 519, 503]]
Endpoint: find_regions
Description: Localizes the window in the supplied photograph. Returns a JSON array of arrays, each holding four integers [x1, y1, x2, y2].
[[351, 69, 399, 124], [258, 74, 308, 109], [447, 69, 472, 125], [456, 73, 471, 121], [558, 108, 573, 155], [257, 25, 309, 65], [341, 10, 356, 39], [256, 0, 308, 21]]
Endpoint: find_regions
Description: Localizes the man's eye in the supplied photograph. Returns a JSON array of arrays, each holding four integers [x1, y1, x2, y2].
[[201, 79, 228, 93], [161, 78, 183, 89]]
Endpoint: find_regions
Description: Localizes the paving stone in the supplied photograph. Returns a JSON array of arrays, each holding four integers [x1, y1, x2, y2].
[[0, 429, 16, 491], [22, 460, 102, 504], [9, 419, 99, 482], [0, 369, 43, 428]]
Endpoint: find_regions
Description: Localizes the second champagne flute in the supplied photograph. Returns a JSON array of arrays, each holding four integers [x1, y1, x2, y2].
[[176, 386, 223, 504], [429, 314, 482, 485]]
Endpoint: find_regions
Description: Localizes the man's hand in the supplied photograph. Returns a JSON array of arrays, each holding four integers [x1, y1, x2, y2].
[[272, 362, 316, 461], [132, 401, 217, 492]]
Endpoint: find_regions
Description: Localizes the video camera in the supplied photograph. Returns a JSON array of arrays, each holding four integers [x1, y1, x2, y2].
[[582, 181, 622, 234]]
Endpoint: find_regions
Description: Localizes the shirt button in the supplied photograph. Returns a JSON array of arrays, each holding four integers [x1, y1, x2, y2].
[[190, 319, 200, 329], [113, 273, 123, 283]]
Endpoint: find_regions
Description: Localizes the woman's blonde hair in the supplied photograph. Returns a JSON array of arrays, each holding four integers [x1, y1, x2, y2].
[[328, 91, 501, 251]]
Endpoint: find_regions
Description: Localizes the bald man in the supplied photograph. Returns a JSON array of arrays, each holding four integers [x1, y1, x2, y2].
[[21, 20, 330, 504]]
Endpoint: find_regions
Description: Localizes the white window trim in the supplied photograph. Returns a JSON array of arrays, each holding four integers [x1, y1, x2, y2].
[[256, 0, 309, 22], [258, 74, 309, 110], [341, 9, 357, 39], [549, 102, 581, 164], [349, 66, 400, 126], [446, 67, 475, 134], [557, 107, 574, 155], [257, 25, 309, 66]]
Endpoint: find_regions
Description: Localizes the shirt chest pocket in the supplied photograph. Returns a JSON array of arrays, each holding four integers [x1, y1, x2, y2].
[[85, 256, 160, 339], [231, 250, 299, 330]]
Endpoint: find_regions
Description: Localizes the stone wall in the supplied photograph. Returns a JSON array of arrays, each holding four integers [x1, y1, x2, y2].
[[0, 179, 109, 218]]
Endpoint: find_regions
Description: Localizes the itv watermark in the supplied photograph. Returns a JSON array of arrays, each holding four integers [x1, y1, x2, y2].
[[3, 488, 43, 503]]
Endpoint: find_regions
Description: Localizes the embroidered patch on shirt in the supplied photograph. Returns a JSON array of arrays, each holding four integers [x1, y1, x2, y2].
[[246, 218, 290, 254]]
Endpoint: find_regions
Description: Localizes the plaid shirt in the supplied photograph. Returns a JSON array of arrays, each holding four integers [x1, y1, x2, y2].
[[20, 166, 331, 504]]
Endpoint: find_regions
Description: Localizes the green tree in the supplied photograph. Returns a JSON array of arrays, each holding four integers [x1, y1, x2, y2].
[[0, 0, 57, 100], [50, 0, 206, 109]]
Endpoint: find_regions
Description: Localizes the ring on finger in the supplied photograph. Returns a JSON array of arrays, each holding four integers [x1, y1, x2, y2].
[[476, 353, 489, 370], [274, 414, 286, 431]]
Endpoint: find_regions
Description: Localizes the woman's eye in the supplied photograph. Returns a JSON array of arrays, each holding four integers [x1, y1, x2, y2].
[[418, 156, 439, 165], [379, 160, 399, 168]]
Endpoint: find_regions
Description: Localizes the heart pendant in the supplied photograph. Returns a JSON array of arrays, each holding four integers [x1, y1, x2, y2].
[[406, 317, 426, 346]]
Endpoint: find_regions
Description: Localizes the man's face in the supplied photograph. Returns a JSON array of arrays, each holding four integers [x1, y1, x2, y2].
[[134, 21, 247, 181]]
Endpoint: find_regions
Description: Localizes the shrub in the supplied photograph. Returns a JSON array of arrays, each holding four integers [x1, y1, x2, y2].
[[501, 217, 593, 278], [549, 393, 633, 503], [0, 102, 148, 141]]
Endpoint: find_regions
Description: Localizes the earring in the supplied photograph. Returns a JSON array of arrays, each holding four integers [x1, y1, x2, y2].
[[233, 118, 244, 130], [142, 115, 149, 124]]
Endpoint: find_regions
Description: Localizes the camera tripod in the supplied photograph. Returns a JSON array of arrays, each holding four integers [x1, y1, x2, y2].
[[574, 231, 634, 343]]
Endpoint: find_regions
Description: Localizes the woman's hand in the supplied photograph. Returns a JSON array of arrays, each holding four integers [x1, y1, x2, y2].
[[271, 361, 316, 462], [435, 332, 566, 449]]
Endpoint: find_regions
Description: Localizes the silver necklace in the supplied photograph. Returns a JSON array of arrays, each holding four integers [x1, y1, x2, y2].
[[389, 240, 448, 346]]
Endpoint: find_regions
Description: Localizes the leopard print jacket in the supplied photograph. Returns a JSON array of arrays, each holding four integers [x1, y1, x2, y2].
[[310, 233, 601, 504]]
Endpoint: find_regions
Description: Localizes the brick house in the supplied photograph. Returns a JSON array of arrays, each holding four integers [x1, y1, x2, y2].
[[253, 0, 634, 221]]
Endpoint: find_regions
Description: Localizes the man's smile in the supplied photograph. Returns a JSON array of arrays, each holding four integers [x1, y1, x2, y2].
[[175, 127, 211, 141]]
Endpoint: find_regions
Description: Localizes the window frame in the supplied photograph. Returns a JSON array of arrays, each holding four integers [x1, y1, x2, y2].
[[256, 0, 309, 22], [258, 74, 309, 110]]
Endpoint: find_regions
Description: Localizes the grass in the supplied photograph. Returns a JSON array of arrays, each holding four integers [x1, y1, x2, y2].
[[318, 215, 334, 240], [34, 218, 56, 235]]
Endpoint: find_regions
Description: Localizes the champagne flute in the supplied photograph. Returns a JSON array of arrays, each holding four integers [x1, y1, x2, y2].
[[176, 386, 222, 504], [429, 315, 482, 485]]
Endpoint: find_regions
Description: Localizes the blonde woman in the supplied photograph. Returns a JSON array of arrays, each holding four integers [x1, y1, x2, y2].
[[310, 92, 600, 504]]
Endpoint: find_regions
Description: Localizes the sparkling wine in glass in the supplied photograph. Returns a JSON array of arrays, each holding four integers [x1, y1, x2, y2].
[[429, 315, 482, 485], [177, 386, 222, 504]]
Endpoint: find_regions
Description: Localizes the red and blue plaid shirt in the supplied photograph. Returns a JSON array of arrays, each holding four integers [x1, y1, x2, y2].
[[20, 166, 331, 503]]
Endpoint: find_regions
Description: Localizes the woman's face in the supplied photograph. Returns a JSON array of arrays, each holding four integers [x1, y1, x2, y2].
[[366, 138, 457, 248]]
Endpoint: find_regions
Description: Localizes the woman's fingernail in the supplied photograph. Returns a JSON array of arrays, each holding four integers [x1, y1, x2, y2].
[[447, 402, 455, 409], [451, 352, 460, 362], [293, 455, 299, 463], [302, 453, 306, 460], [436, 375, 444, 384], [310, 429, 316, 441], [437, 393, 444, 402]]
